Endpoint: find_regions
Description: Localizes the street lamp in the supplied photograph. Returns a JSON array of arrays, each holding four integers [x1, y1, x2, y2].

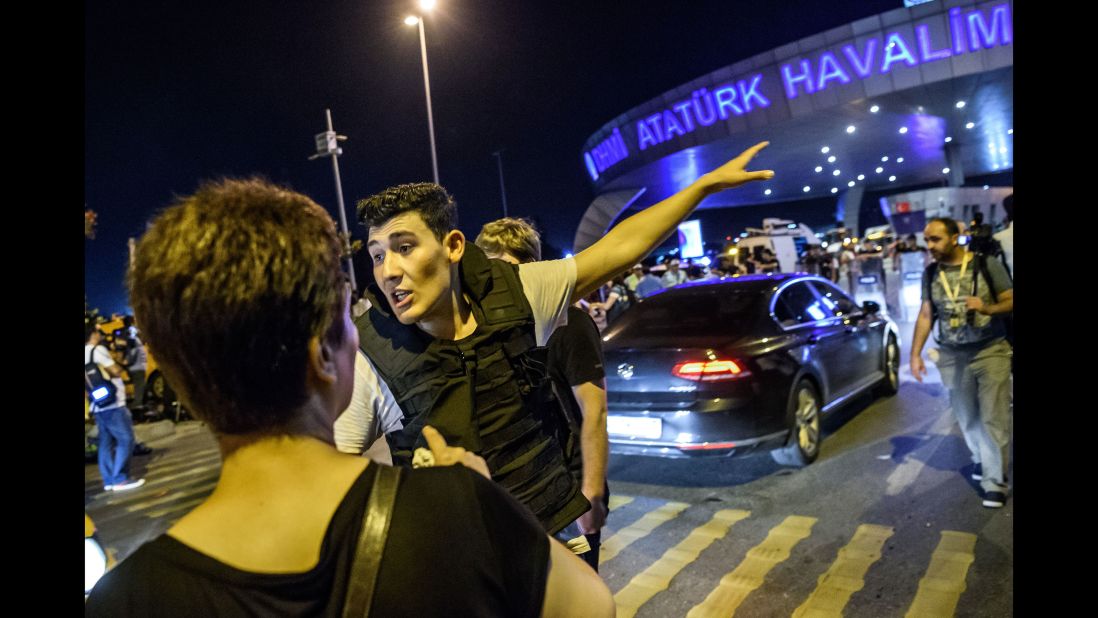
[[405, 5, 440, 184]]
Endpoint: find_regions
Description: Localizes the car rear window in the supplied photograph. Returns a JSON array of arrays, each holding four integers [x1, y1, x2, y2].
[[611, 286, 765, 336]]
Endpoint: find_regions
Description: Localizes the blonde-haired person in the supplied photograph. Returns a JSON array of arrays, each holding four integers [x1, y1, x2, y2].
[[475, 216, 542, 263]]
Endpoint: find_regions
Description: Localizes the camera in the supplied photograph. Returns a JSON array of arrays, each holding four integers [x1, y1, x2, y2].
[[966, 213, 1001, 257]]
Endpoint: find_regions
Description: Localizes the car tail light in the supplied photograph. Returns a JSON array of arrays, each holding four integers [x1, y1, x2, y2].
[[678, 441, 738, 451], [671, 359, 750, 381]]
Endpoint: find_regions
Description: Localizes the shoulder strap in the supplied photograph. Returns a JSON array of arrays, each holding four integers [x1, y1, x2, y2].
[[975, 254, 998, 303], [342, 464, 403, 618], [922, 261, 937, 294]]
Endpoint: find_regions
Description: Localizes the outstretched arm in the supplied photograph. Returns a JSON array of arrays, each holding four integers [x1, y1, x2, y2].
[[572, 141, 773, 302]]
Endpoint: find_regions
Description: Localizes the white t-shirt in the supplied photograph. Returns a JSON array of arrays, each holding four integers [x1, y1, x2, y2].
[[333, 257, 577, 454], [993, 222, 1013, 276], [85, 344, 126, 412]]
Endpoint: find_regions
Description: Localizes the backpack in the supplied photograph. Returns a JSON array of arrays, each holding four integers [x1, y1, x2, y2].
[[84, 345, 118, 408]]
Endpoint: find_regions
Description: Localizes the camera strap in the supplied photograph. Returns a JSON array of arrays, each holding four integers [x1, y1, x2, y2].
[[937, 252, 970, 304]]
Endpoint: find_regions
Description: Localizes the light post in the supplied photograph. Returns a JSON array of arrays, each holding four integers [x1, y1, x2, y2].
[[492, 149, 509, 218], [308, 108, 357, 292], [405, 3, 440, 184]]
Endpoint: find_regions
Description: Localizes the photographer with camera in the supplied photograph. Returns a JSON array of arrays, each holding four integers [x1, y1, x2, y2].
[[85, 323, 146, 492], [910, 217, 1013, 509]]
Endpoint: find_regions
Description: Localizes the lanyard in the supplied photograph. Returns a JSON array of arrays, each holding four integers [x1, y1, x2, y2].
[[937, 253, 970, 302]]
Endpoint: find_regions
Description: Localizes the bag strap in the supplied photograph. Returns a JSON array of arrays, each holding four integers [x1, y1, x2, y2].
[[342, 464, 403, 617], [976, 254, 999, 303]]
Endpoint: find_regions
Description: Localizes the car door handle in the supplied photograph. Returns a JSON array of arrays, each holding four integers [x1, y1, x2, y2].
[[807, 334, 820, 344]]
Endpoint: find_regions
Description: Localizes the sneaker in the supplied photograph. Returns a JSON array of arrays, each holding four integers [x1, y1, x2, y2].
[[971, 463, 982, 481], [112, 478, 146, 492], [982, 490, 1006, 508]]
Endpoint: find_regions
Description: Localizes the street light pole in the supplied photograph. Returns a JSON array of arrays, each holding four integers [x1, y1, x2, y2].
[[308, 108, 358, 292], [416, 17, 440, 184], [492, 150, 508, 218]]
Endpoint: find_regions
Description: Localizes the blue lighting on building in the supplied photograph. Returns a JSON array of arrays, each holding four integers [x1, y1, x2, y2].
[[584, 2, 1011, 180]]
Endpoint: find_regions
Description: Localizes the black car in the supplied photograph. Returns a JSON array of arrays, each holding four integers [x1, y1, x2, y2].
[[601, 273, 901, 466]]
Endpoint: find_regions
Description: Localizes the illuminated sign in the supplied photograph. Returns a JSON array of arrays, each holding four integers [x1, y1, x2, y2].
[[678, 220, 704, 259], [585, 128, 629, 180], [637, 76, 771, 152], [782, 5, 1011, 99], [584, 2, 1012, 182]]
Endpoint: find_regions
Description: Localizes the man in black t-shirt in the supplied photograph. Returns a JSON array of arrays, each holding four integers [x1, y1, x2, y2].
[[477, 218, 611, 571]]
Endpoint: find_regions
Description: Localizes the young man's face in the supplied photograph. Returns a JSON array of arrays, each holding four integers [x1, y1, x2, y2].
[[922, 222, 958, 262], [368, 211, 462, 326]]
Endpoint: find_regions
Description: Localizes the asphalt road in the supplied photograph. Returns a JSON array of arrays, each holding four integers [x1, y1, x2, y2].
[[85, 333, 1012, 617]]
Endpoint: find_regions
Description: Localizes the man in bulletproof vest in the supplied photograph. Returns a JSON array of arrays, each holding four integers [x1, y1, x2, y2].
[[475, 216, 610, 569], [339, 141, 774, 536], [910, 217, 1013, 509]]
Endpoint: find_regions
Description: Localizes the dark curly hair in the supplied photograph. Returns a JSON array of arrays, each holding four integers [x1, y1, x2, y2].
[[356, 182, 457, 240], [128, 177, 347, 435]]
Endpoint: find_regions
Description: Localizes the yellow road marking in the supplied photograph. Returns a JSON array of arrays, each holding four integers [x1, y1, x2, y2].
[[687, 515, 818, 618], [905, 531, 976, 618], [145, 449, 221, 472], [614, 509, 751, 618], [125, 480, 218, 513], [609, 495, 635, 511], [102, 461, 222, 506], [600, 501, 691, 563], [792, 524, 895, 618]]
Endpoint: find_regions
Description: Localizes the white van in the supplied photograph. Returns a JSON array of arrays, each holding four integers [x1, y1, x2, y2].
[[730, 218, 818, 273]]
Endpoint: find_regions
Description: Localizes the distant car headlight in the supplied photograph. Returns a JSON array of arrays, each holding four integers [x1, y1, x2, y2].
[[85, 537, 108, 595]]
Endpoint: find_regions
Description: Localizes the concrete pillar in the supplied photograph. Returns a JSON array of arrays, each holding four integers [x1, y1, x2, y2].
[[838, 185, 865, 235], [944, 142, 965, 187]]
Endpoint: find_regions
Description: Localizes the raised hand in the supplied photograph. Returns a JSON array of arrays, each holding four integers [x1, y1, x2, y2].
[[702, 141, 775, 193]]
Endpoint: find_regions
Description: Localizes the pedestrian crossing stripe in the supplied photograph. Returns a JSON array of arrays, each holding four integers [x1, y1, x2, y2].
[[904, 531, 976, 618], [124, 479, 218, 513], [609, 495, 634, 511], [137, 452, 220, 476], [792, 523, 895, 618], [147, 495, 208, 519], [84, 448, 220, 491], [687, 515, 818, 618], [600, 501, 691, 564], [613, 509, 751, 618], [101, 461, 222, 506]]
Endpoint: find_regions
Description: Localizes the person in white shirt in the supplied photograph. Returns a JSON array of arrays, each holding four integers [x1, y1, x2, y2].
[[993, 194, 1013, 276], [85, 324, 145, 492], [660, 259, 688, 287]]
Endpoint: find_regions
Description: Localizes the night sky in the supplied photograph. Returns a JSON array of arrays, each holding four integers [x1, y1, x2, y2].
[[85, 0, 905, 315]]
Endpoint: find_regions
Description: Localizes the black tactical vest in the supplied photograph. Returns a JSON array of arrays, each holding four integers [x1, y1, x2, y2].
[[356, 243, 589, 534]]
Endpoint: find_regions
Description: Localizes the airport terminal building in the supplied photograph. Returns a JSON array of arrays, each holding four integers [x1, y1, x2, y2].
[[575, 0, 1013, 252]]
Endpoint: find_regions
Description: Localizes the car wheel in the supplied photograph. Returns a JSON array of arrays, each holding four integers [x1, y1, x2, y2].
[[876, 335, 900, 397], [771, 380, 821, 467]]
